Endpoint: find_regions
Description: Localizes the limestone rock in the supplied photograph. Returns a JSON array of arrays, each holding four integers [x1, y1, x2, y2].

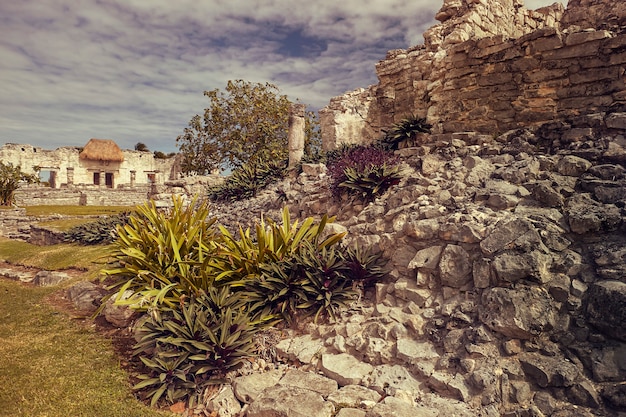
[[585, 280, 626, 341], [246, 385, 334, 417], [320, 353, 374, 386], [232, 369, 284, 404], [479, 286, 555, 339], [206, 385, 241, 417], [365, 396, 437, 417], [279, 369, 338, 397], [66, 281, 107, 312], [32, 270, 71, 286], [327, 385, 382, 409], [275, 334, 325, 364], [439, 244, 472, 288], [519, 352, 579, 388], [363, 364, 422, 397]]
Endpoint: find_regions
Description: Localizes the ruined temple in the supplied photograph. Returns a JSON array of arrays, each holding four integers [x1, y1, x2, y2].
[[0, 139, 179, 190], [320, 0, 626, 150]]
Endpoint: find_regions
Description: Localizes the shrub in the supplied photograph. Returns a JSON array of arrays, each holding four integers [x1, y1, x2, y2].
[[133, 288, 257, 406], [103, 196, 221, 310], [215, 207, 352, 323], [208, 157, 287, 202], [382, 115, 432, 150], [327, 145, 403, 202], [64, 212, 131, 245]]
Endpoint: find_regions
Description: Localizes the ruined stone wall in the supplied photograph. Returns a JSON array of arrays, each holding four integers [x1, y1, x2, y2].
[[320, 0, 626, 148]]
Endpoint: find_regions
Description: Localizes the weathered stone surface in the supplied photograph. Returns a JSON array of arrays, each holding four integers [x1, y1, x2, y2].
[[479, 286, 555, 339], [396, 339, 439, 363], [363, 365, 422, 396], [31, 270, 71, 286], [206, 385, 241, 417], [102, 290, 138, 328], [246, 385, 335, 417], [66, 281, 107, 312], [279, 369, 338, 397], [408, 246, 443, 270], [321, 353, 374, 386], [276, 334, 325, 364], [585, 280, 626, 341], [232, 369, 284, 404], [480, 218, 534, 255], [439, 244, 472, 288], [566, 193, 622, 234], [365, 396, 437, 417], [327, 385, 382, 408], [519, 352, 579, 388], [556, 155, 592, 176]]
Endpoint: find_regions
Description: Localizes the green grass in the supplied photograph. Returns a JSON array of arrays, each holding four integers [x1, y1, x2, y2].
[[0, 279, 175, 417], [37, 218, 96, 231], [0, 237, 107, 273], [24, 205, 133, 217]]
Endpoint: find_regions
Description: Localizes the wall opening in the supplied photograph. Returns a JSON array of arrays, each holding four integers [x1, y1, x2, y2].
[[38, 170, 57, 188], [105, 172, 114, 188], [93, 172, 100, 185]]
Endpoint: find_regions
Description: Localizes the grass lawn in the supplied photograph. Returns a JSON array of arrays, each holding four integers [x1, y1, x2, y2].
[[0, 209, 174, 416], [0, 279, 175, 417]]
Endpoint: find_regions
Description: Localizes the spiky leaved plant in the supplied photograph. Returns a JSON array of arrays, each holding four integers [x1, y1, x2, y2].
[[382, 115, 432, 150]]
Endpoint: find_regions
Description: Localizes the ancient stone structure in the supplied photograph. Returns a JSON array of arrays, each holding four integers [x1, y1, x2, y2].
[[0, 139, 180, 190], [320, 0, 626, 148], [288, 103, 307, 168]]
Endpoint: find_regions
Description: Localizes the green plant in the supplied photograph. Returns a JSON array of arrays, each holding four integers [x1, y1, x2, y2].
[[64, 212, 131, 245], [382, 115, 432, 150], [132, 288, 257, 406], [343, 244, 389, 289], [327, 145, 403, 202], [208, 157, 287, 202], [0, 161, 39, 205], [340, 163, 404, 202], [103, 196, 220, 310], [214, 207, 350, 323]]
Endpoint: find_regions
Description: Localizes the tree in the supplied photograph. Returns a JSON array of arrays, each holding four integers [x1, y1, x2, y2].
[[0, 162, 39, 206], [135, 142, 149, 151], [176, 80, 292, 175]]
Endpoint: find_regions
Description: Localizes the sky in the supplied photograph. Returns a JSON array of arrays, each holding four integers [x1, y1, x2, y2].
[[1, 0, 566, 154]]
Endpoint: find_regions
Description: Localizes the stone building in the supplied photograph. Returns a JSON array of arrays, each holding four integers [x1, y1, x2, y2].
[[0, 138, 180, 189]]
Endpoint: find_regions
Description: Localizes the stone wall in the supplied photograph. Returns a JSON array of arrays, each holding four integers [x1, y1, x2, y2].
[[320, 0, 626, 148]]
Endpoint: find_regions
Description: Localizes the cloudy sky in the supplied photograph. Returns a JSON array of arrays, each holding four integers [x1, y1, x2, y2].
[[1, 0, 565, 153]]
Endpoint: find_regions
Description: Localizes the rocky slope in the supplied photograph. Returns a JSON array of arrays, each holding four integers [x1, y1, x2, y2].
[[197, 119, 626, 417]]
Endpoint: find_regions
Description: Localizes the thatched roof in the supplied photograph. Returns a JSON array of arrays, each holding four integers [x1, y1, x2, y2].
[[79, 138, 124, 162]]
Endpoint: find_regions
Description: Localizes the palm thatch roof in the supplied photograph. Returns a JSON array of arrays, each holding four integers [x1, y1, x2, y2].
[[79, 139, 124, 162]]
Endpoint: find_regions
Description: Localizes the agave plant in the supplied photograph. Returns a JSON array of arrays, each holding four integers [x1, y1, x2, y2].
[[383, 115, 432, 150]]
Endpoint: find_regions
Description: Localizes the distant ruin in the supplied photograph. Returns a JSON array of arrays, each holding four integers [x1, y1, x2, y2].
[[320, 0, 626, 149], [0, 139, 187, 206]]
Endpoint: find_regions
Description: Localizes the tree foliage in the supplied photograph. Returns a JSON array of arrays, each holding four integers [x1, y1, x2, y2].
[[134, 142, 149, 151], [176, 80, 292, 175], [0, 162, 39, 206]]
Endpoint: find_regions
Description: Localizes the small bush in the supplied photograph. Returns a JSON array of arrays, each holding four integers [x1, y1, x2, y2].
[[64, 212, 131, 245], [133, 288, 257, 406], [208, 158, 287, 202], [327, 145, 403, 202], [103, 196, 220, 310], [382, 115, 432, 150]]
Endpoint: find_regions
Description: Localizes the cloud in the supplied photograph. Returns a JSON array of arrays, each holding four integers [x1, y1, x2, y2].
[[0, 0, 564, 153]]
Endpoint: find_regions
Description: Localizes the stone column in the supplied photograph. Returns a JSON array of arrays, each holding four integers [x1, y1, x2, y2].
[[288, 103, 306, 168]]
